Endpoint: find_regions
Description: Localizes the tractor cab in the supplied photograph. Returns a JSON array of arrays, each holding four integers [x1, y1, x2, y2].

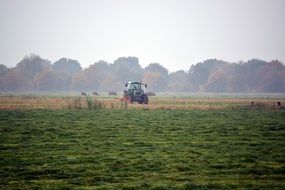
[[126, 82, 146, 95], [124, 81, 148, 104]]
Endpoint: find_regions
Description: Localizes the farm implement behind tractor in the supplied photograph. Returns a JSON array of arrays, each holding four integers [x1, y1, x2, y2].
[[123, 81, 149, 104]]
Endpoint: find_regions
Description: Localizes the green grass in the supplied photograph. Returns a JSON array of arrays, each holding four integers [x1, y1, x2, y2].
[[1, 109, 285, 189]]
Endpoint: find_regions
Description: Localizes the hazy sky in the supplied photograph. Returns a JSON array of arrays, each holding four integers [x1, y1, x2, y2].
[[0, 0, 284, 72]]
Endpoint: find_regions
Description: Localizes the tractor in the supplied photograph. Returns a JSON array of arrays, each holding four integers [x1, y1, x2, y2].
[[123, 81, 149, 104]]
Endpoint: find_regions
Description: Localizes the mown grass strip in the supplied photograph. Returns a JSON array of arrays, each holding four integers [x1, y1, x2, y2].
[[0, 109, 285, 189]]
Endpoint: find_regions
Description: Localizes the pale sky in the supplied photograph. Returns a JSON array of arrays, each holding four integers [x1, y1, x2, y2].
[[0, 0, 284, 72]]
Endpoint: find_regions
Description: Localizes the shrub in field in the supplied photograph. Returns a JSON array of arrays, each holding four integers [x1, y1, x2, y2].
[[68, 97, 83, 109], [110, 102, 115, 109], [86, 97, 93, 110], [85, 97, 103, 110], [92, 98, 103, 110], [75, 97, 83, 109], [120, 101, 128, 110]]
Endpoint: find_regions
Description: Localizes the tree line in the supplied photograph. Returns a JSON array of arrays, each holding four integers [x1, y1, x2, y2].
[[0, 54, 285, 93]]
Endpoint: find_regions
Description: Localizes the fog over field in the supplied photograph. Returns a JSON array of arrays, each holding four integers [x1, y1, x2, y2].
[[0, 0, 285, 93], [0, 0, 284, 70]]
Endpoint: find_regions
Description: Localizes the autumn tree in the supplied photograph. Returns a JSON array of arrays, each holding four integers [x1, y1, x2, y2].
[[143, 71, 165, 92], [39, 58, 82, 91], [188, 59, 227, 92], [167, 70, 188, 92], [70, 73, 90, 92], [70, 60, 111, 92], [0, 70, 26, 92], [101, 74, 121, 92], [256, 60, 285, 92], [1, 55, 51, 92], [111, 57, 143, 83], [52, 58, 82, 76], [34, 71, 63, 91], [144, 63, 168, 91], [0, 64, 10, 77], [204, 68, 230, 92]]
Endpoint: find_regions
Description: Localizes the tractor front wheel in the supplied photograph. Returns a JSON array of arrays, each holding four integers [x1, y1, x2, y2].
[[128, 96, 134, 104], [144, 95, 149, 104]]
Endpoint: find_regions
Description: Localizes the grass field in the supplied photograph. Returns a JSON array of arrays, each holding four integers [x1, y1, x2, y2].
[[1, 95, 285, 189]]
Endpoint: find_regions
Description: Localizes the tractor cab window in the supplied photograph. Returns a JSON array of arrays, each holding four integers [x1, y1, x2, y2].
[[129, 83, 141, 90]]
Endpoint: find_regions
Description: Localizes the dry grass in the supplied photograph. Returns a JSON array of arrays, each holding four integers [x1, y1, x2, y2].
[[0, 96, 72, 110], [0, 95, 284, 111]]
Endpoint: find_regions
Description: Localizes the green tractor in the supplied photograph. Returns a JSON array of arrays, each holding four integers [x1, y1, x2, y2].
[[123, 81, 149, 104]]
